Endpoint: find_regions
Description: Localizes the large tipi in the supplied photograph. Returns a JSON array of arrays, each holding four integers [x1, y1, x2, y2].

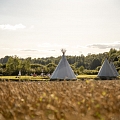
[[98, 58, 116, 79], [50, 49, 77, 80]]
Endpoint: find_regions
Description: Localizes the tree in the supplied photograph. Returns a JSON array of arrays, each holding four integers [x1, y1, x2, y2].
[[0, 56, 10, 64], [90, 58, 101, 70], [109, 48, 117, 56], [21, 59, 31, 75], [6, 56, 20, 75], [79, 66, 84, 73], [46, 63, 56, 74]]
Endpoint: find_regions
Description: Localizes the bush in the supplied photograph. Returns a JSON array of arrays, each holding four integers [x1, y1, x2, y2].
[[83, 69, 98, 75]]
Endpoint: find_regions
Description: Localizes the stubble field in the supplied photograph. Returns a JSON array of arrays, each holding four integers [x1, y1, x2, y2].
[[0, 80, 120, 120]]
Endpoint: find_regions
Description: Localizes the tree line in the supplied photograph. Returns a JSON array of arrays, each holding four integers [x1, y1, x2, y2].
[[0, 48, 120, 76]]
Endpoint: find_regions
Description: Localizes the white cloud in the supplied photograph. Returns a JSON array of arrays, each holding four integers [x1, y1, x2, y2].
[[0, 24, 26, 30], [87, 41, 120, 49]]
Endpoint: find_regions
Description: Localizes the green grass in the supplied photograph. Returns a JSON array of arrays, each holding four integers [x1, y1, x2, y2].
[[77, 75, 97, 79], [0, 75, 98, 81], [0, 76, 49, 81], [0, 75, 119, 81]]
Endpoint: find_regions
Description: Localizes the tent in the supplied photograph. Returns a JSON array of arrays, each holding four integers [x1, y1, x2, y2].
[[98, 58, 116, 79], [110, 62, 119, 77], [50, 49, 77, 80]]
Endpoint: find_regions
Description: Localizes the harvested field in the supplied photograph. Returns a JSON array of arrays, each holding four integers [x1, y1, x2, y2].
[[0, 80, 120, 120]]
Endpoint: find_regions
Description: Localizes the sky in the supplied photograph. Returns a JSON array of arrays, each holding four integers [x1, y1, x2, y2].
[[0, 0, 120, 58]]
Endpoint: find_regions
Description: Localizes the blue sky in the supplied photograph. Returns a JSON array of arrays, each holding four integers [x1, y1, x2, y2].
[[0, 0, 120, 58]]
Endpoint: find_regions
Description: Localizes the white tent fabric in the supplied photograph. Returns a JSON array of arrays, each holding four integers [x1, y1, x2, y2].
[[50, 53, 77, 80], [110, 62, 119, 76], [98, 58, 116, 78]]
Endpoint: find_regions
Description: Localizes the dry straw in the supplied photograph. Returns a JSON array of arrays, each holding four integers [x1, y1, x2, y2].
[[0, 80, 120, 120]]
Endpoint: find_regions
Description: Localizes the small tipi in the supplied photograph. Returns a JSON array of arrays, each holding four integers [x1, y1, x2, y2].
[[98, 58, 116, 79], [110, 62, 119, 77], [50, 49, 77, 80]]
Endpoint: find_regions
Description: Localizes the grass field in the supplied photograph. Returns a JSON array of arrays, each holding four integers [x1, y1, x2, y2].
[[77, 75, 97, 79], [0, 75, 98, 81], [0, 75, 49, 81], [0, 80, 120, 120]]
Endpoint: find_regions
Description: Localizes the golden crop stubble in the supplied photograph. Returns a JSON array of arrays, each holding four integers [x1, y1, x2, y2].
[[0, 80, 120, 120]]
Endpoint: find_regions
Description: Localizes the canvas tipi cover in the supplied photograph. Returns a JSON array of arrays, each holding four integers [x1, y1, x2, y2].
[[98, 58, 116, 78], [50, 49, 77, 80], [110, 62, 119, 77]]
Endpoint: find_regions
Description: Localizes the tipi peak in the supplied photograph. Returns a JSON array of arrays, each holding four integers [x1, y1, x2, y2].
[[61, 49, 66, 55]]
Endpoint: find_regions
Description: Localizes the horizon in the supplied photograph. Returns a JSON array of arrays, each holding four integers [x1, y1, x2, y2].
[[0, 0, 120, 58], [0, 47, 119, 59]]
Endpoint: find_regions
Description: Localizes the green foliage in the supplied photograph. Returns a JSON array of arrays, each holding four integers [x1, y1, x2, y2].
[[118, 70, 120, 75], [79, 66, 84, 73], [6, 56, 20, 75], [90, 58, 101, 70], [96, 66, 101, 71], [46, 63, 56, 68], [31, 64, 44, 68], [0, 56, 10, 64], [0, 48, 120, 75], [83, 69, 98, 75], [5, 56, 31, 75]]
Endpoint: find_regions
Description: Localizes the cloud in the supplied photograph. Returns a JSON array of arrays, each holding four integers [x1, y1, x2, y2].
[[0, 24, 26, 30], [87, 41, 120, 49]]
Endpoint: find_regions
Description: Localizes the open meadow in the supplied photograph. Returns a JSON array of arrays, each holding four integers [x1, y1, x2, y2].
[[0, 80, 120, 120], [0, 76, 50, 81], [0, 75, 97, 81]]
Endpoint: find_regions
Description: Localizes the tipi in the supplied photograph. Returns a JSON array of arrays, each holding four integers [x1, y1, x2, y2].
[[110, 62, 119, 77], [50, 49, 77, 80], [98, 58, 116, 79]]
